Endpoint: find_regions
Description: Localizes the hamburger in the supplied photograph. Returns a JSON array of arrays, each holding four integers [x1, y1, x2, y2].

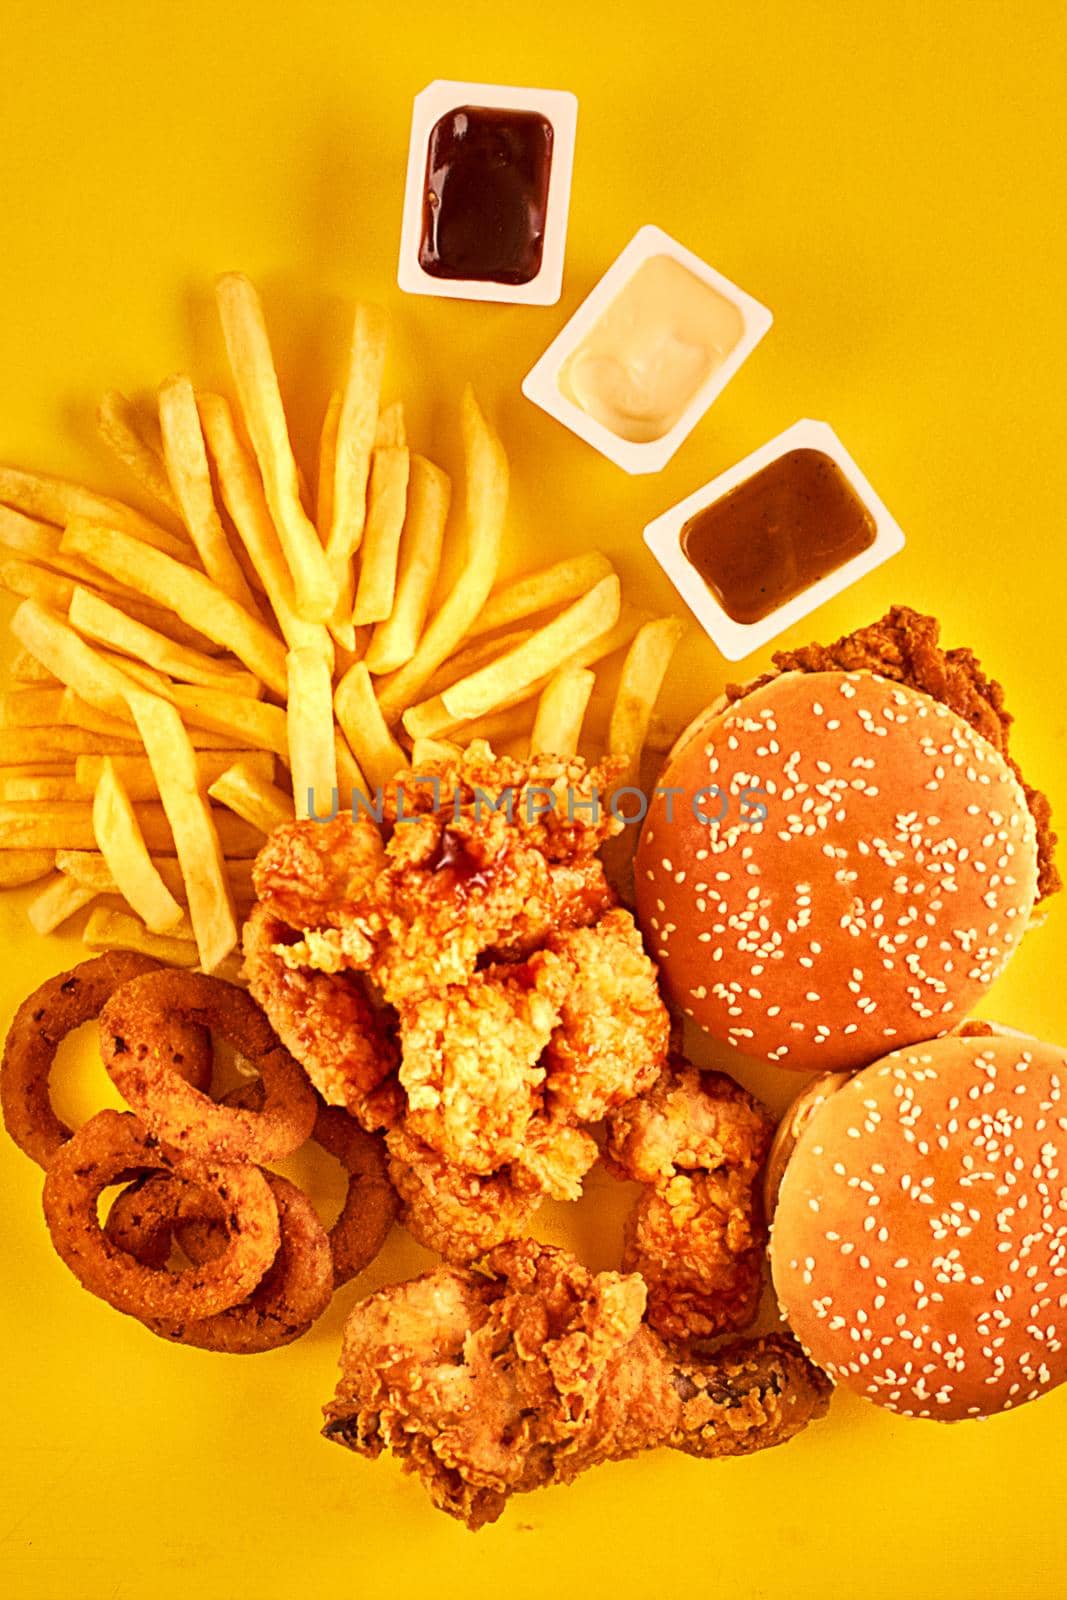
[[635, 608, 1058, 1073], [767, 1029, 1067, 1421]]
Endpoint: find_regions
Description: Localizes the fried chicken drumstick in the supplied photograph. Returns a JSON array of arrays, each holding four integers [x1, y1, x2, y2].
[[322, 1239, 831, 1529]]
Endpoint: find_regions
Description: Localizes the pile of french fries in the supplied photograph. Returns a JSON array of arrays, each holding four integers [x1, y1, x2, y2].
[[0, 275, 684, 974]]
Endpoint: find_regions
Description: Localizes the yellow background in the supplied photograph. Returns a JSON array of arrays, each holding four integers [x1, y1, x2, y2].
[[1, 2, 1065, 1596]]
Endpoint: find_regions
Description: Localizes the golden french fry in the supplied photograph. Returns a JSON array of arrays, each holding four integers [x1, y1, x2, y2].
[[353, 445, 409, 625], [92, 757, 185, 934], [410, 737, 463, 769], [450, 703, 537, 748], [420, 627, 534, 700], [530, 668, 596, 758], [0, 849, 55, 887], [158, 374, 262, 615], [0, 556, 75, 610], [0, 688, 65, 728], [125, 690, 238, 970], [439, 576, 621, 724], [197, 391, 331, 661], [61, 520, 288, 694], [0, 800, 262, 855], [11, 599, 158, 719], [0, 464, 193, 558], [608, 617, 686, 781], [97, 391, 182, 520], [365, 456, 451, 675], [563, 606, 656, 673], [468, 552, 616, 639], [75, 749, 273, 802], [85, 652, 173, 700], [215, 273, 335, 622], [0, 763, 73, 778], [27, 872, 98, 935], [208, 759, 294, 834], [0, 505, 154, 599], [0, 776, 83, 803], [168, 686, 289, 758], [376, 388, 508, 722], [325, 303, 388, 568], [82, 903, 198, 966], [57, 850, 256, 905], [374, 400, 407, 450], [68, 586, 261, 695], [59, 690, 141, 739], [316, 390, 342, 536], [334, 661, 409, 791], [0, 728, 138, 765], [286, 647, 339, 819], [8, 649, 58, 685]]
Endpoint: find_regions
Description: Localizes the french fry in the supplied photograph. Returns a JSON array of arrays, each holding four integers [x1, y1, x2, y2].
[[0, 556, 76, 610], [410, 737, 463, 769], [0, 688, 65, 728], [197, 391, 331, 661], [0, 505, 156, 599], [125, 690, 238, 969], [97, 391, 182, 519], [333, 728, 369, 810], [57, 850, 256, 906], [0, 764, 73, 778], [170, 685, 289, 758], [75, 749, 273, 803], [562, 606, 655, 673], [448, 703, 537, 748], [61, 519, 288, 694], [8, 649, 59, 685], [0, 800, 262, 855], [158, 374, 261, 615], [82, 903, 198, 966], [215, 273, 335, 622], [468, 552, 616, 639], [316, 390, 342, 536], [27, 873, 98, 935], [92, 757, 184, 933], [0, 849, 55, 887], [68, 587, 261, 695], [0, 728, 139, 765], [286, 647, 338, 819], [208, 759, 294, 834], [419, 626, 534, 700], [365, 456, 451, 675], [59, 690, 143, 739], [607, 617, 686, 782], [0, 464, 193, 558], [334, 662, 409, 791], [438, 576, 621, 724], [11, 599, 159, 719], [85, 653, 173, 699], [376, 387, 508, 722], [530, 668, 596, 758], [0, 776, 83, 803], [352, 444, 409, 625], [374, 400, 407, 450], [325, 302, 388, 569]]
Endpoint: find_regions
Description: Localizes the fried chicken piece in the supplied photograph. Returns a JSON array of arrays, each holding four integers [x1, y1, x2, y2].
[[607, 1060, 775, 1349], [509, 1116, 599, 1202], [251, 813, 385, 930], [322, 1239, 831, 1528], [243, 904, 400, 1130], [728, 605, 1058, 898], [385, 1127, 543, 1263], [398, 952, 569, 1172], [544, 908, 669, 1122]]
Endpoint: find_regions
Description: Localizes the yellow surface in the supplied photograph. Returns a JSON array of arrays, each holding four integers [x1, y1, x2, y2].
[[1, 3, 1065, 1597]]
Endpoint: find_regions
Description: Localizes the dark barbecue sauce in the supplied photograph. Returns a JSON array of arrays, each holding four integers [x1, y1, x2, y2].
[[419, 105, 554, 285], [680, 449, 877, 625], [427, 827, 495, 897]]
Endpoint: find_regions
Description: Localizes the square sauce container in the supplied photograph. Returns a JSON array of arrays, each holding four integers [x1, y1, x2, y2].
[[643, 418, 906, 659], [398, 80, 578, 306], [523, 225, 772, 472]]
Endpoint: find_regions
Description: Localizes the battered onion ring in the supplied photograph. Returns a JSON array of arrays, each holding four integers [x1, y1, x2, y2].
[[105, 1169, 334, 1353], [42, 1109, 279, 1320], [99, 971, 316, 1165], [219, 1081, 397, 1287], [1, 953, 213, 1170]]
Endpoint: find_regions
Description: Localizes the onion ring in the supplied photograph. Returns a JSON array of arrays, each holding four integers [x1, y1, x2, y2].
[[1, 952, 213, 1170], [42, 1108, 279, 1320], [99, 970, 316, 1165], [105, 1169, 333, 1352], [219, 1081, 397, 1287]]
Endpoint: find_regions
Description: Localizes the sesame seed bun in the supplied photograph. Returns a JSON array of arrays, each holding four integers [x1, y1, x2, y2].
[[635, 671, 1039, 1072], [769, 1032, 1067, 1420]]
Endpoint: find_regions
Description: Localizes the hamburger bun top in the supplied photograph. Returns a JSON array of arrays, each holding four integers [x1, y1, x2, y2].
[[769, 1032, 1067, 1420], [635, 670, 1039, 1072]]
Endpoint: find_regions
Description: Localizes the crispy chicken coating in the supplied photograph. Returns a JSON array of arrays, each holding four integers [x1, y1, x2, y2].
[[729, 605, 1059, 899], [607, 1060, 775, 1349], [322, 1239, 831, 1528]]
